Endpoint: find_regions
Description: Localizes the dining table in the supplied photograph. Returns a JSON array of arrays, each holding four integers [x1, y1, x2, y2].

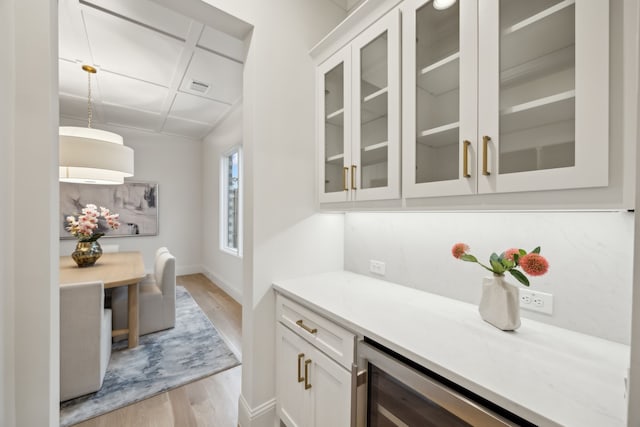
[[59, 251, 145, 348]]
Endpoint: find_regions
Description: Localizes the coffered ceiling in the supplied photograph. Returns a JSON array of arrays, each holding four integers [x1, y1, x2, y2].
[[58, 0, 249, 140]]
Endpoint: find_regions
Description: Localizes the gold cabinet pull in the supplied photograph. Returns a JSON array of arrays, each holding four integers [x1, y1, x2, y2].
[[463, 140, 471, 178], [297, 353, 305, 383], [296, 319, 317, 334], [304, 359, 312, 390], [351, 165, 357, 190], [482, 135, 491, 176], [342, 167, 349, 191]]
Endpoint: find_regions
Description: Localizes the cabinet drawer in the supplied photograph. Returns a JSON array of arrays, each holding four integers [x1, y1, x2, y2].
[[277, 294, 355, 369]]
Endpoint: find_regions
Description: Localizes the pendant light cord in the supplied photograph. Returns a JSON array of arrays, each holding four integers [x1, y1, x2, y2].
[[81, 64, 97, 129], [87, 69, 93, 129]]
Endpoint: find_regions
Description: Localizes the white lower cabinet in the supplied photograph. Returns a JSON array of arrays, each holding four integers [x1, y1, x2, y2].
[[276, 295, 354, 427]]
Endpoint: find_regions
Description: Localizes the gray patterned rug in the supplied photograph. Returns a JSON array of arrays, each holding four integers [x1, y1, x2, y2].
[[60, 286, 240, 426]]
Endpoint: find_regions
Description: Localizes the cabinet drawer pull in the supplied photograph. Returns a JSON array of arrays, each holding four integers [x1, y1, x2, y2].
[[297, 353, 305, 383], [342, 167, 349, 191], [304, 359, 312, 390], [296, 319, 318, 334], [463, 140, 471, 178], [482, 135, 491, 176], [351, 165, 357, 190]]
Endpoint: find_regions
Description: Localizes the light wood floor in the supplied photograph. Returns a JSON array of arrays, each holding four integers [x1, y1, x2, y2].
[[74, 274, 242, 427]]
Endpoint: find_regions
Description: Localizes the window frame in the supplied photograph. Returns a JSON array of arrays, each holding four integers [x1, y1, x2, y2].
[[220, 145, 242, 257]]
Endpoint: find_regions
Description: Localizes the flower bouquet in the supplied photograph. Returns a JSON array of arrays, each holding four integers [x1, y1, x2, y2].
[[451, 243, 549, 331], [65, 204, 120, 242], [66, 204, 120, 267], [451, 243, 549, 286]]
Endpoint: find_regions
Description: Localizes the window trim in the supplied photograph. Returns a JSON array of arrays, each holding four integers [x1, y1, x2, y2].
[[220, 145, 242, 257]]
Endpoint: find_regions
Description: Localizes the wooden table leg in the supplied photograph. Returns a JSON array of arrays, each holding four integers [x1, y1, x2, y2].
[[128, 282, 139, 348]]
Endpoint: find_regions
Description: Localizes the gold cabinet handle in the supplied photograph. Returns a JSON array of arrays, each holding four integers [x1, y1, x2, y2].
[[342, 167, 348, 191], [351, 165, 357, 190], [482, 135, 491, 176], [304, 359, 312, 390], [297, 353, 305, 383], [296, 319, 317, 334], [463, 140, 471, 178]]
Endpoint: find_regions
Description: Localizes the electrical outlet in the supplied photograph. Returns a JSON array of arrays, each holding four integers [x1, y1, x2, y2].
[[369, 260, 386, 276], [519, 288, 553, 315]]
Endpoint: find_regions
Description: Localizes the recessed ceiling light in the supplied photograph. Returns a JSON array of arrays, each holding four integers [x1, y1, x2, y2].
[[433, 0, 456, 10]]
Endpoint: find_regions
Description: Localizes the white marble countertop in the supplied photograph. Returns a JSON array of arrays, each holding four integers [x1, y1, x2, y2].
[[273, 271, 630, 427]]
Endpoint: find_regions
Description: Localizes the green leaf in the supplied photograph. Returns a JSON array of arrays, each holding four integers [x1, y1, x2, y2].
[[519, 249, 527, 256], [460, 254, 478, 263], [501, 258, 515, 269], [509, 269, 530, 286], [490, 252, 500, 262], [512, 253, 520, 264], [532, 246, 541, 254], [490, 259, 505, 274]]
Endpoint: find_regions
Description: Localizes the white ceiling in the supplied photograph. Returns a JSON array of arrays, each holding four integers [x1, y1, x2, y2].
[[58, 0, 249, 140], [330, 0, 367, 13]]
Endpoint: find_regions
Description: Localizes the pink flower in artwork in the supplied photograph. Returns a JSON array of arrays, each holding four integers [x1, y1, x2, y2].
[[519, 253, 549, 276], [451, 243, 470, 259]]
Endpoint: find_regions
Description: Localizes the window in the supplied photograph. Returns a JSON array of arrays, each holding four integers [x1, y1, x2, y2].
[[221, 146, 242, 256]]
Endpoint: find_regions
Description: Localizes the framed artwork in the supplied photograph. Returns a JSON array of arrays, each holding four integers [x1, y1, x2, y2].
[[60, 181, 159, 239]]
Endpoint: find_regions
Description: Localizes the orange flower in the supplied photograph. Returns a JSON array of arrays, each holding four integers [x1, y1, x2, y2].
[[451, 243, 469, 259], [503, 248, 520, 261], [519, 253, 549, 276]]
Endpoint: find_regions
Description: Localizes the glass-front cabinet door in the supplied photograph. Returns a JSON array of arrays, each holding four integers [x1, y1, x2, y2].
[[402, 0, 478, 198], [351, 9, 400, 201], [318, 47, 351, 203], [478, 0, 609, 194], [317, 9, 400, 203], [403, 0, 609, 199]]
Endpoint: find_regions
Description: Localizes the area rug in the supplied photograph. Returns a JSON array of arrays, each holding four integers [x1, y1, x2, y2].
[[60, 286, 240, 427]]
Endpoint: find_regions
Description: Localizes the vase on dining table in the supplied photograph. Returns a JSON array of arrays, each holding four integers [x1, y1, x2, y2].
[[478, 274, 521, 331], [71, 240, 103, 267]]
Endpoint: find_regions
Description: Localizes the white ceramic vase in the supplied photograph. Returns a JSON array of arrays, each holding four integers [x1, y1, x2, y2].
[[479, 274, 521, 331]]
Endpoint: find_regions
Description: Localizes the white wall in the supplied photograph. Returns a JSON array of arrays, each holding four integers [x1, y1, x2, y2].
[[3, 0, 60, 425], [344, 211, 634, 344], [0, 0, 15, 424], [202, 103, 244, 302], [192, 1, 347, 425], [59, 120, 203, 275]]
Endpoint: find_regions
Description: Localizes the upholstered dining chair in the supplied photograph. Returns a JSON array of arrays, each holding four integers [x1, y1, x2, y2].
[[156, 246, 169, 257], [112, 250, 176, 337], [60, 281, 112, 401]]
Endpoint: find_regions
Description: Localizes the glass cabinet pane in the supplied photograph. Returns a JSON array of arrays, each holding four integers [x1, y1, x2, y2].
[[324, 63, 346, 194], [415, 1, 460, 184], [360, 32, 389, 190], [499, 0, 575, 175]]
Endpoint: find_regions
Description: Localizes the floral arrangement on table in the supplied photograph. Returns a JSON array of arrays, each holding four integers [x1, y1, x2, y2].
[[451, 243, 549, 286], [65, 204, 120, 242]]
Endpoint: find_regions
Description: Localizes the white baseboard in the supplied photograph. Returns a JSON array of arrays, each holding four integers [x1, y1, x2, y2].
[[175, 264, 202, 276], [201, 267, 243, 304], [238, 394, 277, 427]]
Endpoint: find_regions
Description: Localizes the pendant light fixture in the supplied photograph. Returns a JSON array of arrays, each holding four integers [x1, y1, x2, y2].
[[433, 0, 456, 10], [59, 65, 134, 185]]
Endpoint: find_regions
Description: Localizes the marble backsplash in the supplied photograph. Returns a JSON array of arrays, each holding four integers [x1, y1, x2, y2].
[[344, 211, 634, 345]]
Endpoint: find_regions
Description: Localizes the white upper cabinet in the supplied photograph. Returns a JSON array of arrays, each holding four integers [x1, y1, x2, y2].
[[402, 0, 478, 198], [319, 48, 352, 203], [318, 8, 401, 203], [403, 0, 609, 198]]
